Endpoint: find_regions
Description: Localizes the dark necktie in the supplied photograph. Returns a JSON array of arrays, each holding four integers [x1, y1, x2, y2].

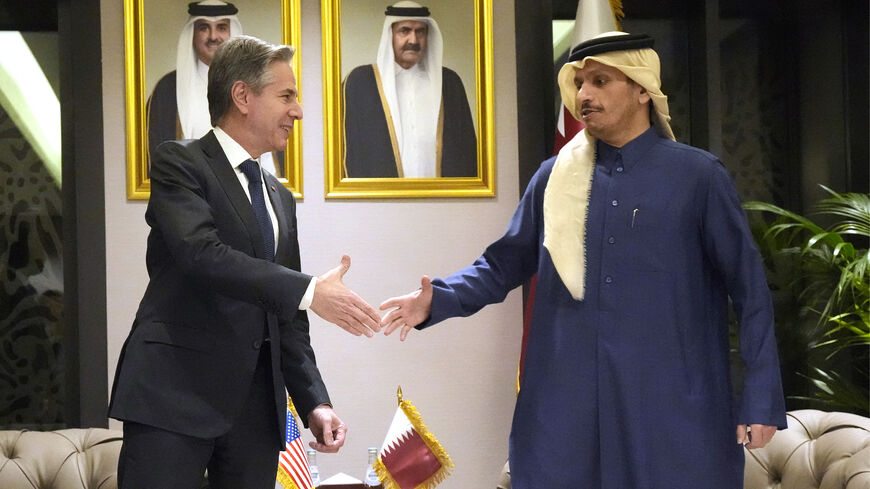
[[239, 160, 275, 262]]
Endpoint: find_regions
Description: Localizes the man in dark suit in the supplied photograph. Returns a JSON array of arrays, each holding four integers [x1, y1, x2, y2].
[[109, 35, 381, 489]]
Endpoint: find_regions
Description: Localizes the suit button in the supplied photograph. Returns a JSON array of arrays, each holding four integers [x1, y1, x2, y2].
[[252, 340, 262, 349]]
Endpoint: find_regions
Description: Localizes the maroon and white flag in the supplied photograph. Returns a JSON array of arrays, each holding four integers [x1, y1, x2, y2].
[[373, 388, 452, 489]]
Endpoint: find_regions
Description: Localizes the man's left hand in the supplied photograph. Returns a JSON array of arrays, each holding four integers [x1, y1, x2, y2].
[[737, 423, 777, 449], [308, 405, 347, 453]]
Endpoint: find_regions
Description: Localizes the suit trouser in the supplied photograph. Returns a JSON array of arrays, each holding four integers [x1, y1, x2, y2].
[[117, 344, 280, 489]]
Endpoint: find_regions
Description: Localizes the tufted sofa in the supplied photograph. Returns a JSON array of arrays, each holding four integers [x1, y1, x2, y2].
[[494, 410, 870, 489], [0, 428, 215, 489], [0, 428, 122, 489], [744, 409, 870, 489]]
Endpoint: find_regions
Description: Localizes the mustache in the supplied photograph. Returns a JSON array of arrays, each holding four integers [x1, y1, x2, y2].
[[581, 101, 602, 111], [401, 43, 422, 52]]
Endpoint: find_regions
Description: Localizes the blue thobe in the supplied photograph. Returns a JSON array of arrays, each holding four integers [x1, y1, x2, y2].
[[422, 128, 786, 488]]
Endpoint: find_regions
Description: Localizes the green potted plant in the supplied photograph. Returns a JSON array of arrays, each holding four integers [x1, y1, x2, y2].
[[744, 186, 869, 416]]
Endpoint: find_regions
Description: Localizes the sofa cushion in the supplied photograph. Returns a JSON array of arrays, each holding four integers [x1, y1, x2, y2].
[[0, 428, 122, 489], [744, 409, 870, 489]]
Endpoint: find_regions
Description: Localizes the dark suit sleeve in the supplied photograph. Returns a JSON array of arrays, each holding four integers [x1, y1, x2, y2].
[[273, 187, 330, 423], [281, 309, 329, 424], [147, 140, 313, 320]]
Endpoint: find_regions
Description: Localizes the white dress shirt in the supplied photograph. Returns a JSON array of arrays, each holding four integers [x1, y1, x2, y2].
[[213, 126, 315, 310]]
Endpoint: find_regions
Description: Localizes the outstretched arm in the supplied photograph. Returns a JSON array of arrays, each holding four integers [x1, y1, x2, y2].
[[380, 276, 433, 341], [309, 255, 381, 337]]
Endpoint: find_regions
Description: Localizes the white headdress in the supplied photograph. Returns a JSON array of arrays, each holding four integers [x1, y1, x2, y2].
[[376, 1, 443, 176], [175, 0, 242, 139]]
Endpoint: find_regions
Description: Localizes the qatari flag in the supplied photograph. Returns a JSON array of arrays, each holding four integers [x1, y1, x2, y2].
[[373, 388, 453, 489]]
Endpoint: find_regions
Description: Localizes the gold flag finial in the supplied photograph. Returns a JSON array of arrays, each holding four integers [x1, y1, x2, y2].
[[397, 385, 403, 405]]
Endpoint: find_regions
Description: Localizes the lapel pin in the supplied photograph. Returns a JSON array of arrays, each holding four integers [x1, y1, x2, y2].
[[270, 185, 276, 192]]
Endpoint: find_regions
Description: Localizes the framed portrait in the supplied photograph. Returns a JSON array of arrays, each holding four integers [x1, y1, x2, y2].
[[124, 0, 304, 200], [322, 0, 495, 198]]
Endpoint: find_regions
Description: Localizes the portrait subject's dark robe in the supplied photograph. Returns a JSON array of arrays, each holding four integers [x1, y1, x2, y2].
[[146, 71, 182, 166], [342, 64, 477, 178]]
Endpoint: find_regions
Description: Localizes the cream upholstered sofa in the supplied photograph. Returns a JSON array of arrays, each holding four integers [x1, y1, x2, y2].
[[0, 428, 122, 489], [495, 410, 870, 489], [0, 428, 213, 489], [744, 409, 870, 489]]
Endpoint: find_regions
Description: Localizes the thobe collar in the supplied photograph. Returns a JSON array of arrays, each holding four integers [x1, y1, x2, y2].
[[595, 126, 658, 174], [543, 125, 663, 300]]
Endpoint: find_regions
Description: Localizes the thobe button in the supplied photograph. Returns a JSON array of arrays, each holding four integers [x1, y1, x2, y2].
[[252, 340, 263, 349], [605, 276, 613, 284], [611, 200, 619, 207], [608, 236, 615, 244], [616, 166, 624, 173]]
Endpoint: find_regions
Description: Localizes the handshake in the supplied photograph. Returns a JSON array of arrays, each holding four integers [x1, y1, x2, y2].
[[309, 255, 432, 342]]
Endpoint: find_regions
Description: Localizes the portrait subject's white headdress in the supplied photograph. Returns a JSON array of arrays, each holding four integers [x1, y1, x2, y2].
[[176, 0, 242, 140], [376, 1, 444, 175]]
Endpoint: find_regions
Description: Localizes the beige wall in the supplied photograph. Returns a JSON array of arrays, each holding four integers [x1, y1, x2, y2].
[[102, 1, 520, 486]]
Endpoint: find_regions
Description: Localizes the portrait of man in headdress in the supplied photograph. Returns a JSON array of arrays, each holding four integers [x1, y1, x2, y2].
[[342, 1, 477, 179], [145, 0, 284, 176]]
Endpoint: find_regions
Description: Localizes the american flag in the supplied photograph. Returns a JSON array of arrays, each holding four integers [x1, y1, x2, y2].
[[277, 407, 314, 489]]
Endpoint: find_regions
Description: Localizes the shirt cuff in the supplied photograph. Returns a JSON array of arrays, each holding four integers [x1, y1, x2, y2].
[[298, 277, 316, 310]]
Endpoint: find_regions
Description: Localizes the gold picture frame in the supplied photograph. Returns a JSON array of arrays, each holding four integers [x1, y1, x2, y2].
[[322, 0, 495, 198], [124, 0, 303, 200]]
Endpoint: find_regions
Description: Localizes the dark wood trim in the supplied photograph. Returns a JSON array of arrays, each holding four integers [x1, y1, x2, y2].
[[0, 0, 57, 31], [59, 0, 108, 428], [515, 0, 555, 193], [843, 1, 869, 194]]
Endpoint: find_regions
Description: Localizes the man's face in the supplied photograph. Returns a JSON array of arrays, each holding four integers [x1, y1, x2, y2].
[[192, 18, 231, 65], [391, 20, 428, 69], [246, 61, 303, 155], [573, 60, 650, 146]]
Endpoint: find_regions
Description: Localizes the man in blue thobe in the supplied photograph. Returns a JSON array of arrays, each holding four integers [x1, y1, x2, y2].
[[380, 32, 787, 488]]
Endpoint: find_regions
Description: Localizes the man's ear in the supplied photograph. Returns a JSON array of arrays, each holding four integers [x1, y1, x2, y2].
[[231, 80, 250, 115], [637, 85, 651, 105]]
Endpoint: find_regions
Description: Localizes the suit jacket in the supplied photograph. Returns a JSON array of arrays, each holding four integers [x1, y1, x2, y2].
[[109, 131, 328, 447]]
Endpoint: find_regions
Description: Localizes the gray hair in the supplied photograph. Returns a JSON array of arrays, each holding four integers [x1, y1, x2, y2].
[[208, 35, 296, 125]]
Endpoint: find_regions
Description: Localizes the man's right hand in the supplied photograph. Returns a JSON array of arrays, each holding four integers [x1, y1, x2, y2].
[[309, 255, 381, 337], [379, 276, 433, 341]]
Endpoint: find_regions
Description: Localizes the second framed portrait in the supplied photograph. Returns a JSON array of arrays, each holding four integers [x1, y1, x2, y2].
[[322, 0, 495, 198], [124, 0, 304, 199]]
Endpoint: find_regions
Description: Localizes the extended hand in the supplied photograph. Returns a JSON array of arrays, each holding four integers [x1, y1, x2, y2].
[[379, 276, 433, 341], [737, 423, 777, 449], [310, 255, 381, 337], [308, 405, 347, 453]]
